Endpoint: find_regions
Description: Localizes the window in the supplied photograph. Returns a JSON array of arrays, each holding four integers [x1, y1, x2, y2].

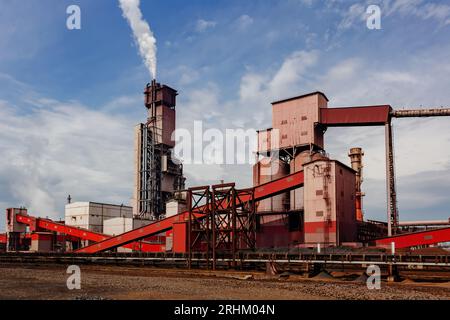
[[301, 116, 308, 120], [301, 131, 308, 136], [256, 215, 262, 232], [288, 212, 302, 231], [281, 134, 288, 139], [316, 190, 323, 196], [316, 211, 324, 217], [281, 120, 288, 125]]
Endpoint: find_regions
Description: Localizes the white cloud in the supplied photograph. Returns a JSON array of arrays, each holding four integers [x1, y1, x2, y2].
[[235, 14, 254, 30], [338, 3, 367, 30], [176, 45, 450, 221], [236, 50, 320, 108], [0, 76, 140, 222], [195, 19, 217, 32], [337, 0, 450, 30], [2, 41, 450, 225]]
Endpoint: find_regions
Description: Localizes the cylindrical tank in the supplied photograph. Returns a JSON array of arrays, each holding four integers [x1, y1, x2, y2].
[[348, 147, 364, 221], [290, 151, 326, 211], [253, 158, 289, 213]]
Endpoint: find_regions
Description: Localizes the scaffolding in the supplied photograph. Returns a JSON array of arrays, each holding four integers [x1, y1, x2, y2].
[[187, 183, 256, 270], [136, 80, 185, 220]]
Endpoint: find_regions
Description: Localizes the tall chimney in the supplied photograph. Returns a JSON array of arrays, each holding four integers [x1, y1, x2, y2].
[[349, 147, 364, 221]]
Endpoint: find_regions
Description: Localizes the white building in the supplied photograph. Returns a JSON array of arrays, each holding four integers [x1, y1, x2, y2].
[[65, 202, 133, 234]]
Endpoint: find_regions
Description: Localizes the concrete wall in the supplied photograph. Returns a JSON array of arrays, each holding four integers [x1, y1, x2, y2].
[[166, 200, 187, 217], [256, 213, 303, 248], [335, 163, 358, 243], [6, 208, 28, 233], [65, 202, 133, 234], [30, 233, 53, 252], [102, 217, 152, 252], [303, 159, 356, 245], [156, 105, 176, 147], [271, 93, 328, 150], [257, 129, 272, 154], [132, 124, 143, 216], [253, 159, 290, 213]]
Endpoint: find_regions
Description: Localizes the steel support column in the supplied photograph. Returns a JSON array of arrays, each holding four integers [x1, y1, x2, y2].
[[385, 121, 398, 236], [187, 186, 211, 269]]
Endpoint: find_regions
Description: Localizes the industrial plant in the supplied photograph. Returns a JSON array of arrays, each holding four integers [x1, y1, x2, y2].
[[1, 79, 450, 285]]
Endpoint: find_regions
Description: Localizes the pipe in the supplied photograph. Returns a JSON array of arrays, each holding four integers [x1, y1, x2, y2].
[[398, 219, 450, 226], [391, 108, 450, 118], [385, 122, 398, 236], [348, 148, 364, 221]]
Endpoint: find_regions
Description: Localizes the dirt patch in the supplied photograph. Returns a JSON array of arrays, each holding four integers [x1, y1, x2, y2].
[[0, 264, 448, 300]]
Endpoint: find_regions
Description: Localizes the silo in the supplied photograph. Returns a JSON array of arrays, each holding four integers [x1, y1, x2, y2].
[[271, 160, 290, 212], [290, 151, 326, 211], [253, 158, 290, 213]]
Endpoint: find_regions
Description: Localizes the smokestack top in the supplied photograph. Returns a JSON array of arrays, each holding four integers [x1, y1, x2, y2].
[[144, 81, 178, 109]]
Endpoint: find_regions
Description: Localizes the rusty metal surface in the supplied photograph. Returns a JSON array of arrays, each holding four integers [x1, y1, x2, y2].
[[320, 105, 391, 126], [391, 108, 450, 118]]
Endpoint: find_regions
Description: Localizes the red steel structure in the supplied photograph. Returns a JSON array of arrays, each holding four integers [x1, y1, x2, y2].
[[375, 227, 450, 249], [15, 214, 164, 252], [6, 96, 450, 254], [319, 104, 450, 237], [76, 171, 305, 254]]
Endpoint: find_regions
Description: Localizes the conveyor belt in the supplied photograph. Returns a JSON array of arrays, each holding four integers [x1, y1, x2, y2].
[[76, 170, 305, 253], [15, 214, 164, 252], [375, 227, 450, 248]]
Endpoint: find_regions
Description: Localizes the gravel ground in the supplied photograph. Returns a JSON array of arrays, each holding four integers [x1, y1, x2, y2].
[[0, 264, 448, 300]]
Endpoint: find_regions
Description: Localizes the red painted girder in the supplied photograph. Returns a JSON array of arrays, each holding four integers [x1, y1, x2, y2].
[[0, 233, 6, 244], [375, 227, 450, 248], [15, 214, 163, 252], [320, 105, 391, 126], [76, 170, 305, 253]]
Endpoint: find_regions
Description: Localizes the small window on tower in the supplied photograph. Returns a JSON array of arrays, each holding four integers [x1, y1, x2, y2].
[[301, 116, 307, 120], [301, 131, 308, 136], [316, 190, 323, 196], [288, 212, 301, 231], [281, 120, 288, 125], [256, 215, 261, 232], [282, 134, 288, 139], [316, 211, 324, 217]]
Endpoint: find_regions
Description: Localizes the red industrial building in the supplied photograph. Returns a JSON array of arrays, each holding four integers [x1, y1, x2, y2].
[[2, 82, 450, 266]]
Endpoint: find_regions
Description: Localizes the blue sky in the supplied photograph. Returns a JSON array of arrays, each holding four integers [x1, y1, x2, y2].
[[1, 0, 450, 229]]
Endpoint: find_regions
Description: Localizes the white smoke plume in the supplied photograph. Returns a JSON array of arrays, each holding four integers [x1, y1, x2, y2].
[[118, 0, 157, 79]]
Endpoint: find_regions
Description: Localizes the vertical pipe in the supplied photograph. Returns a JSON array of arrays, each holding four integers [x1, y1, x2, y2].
[[385, 121, 398, 236], [187, 190, 192, 269], [206, 188, 211, 270], [232, 187, 237, 269], [212, 189, 216, 271], [348, 148, 364, 221], [385, 123, 392, 237]]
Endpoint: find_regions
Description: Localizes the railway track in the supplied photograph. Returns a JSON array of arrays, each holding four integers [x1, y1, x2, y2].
[[1, 251, 449, 281]]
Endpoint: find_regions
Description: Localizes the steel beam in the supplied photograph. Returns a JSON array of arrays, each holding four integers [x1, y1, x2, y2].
[[375, 226, 450, 248], [75, 170, 305, 254], [15, 214, 163, 252], [391, 108, 450, 118], [385, 122, 398, 236]]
